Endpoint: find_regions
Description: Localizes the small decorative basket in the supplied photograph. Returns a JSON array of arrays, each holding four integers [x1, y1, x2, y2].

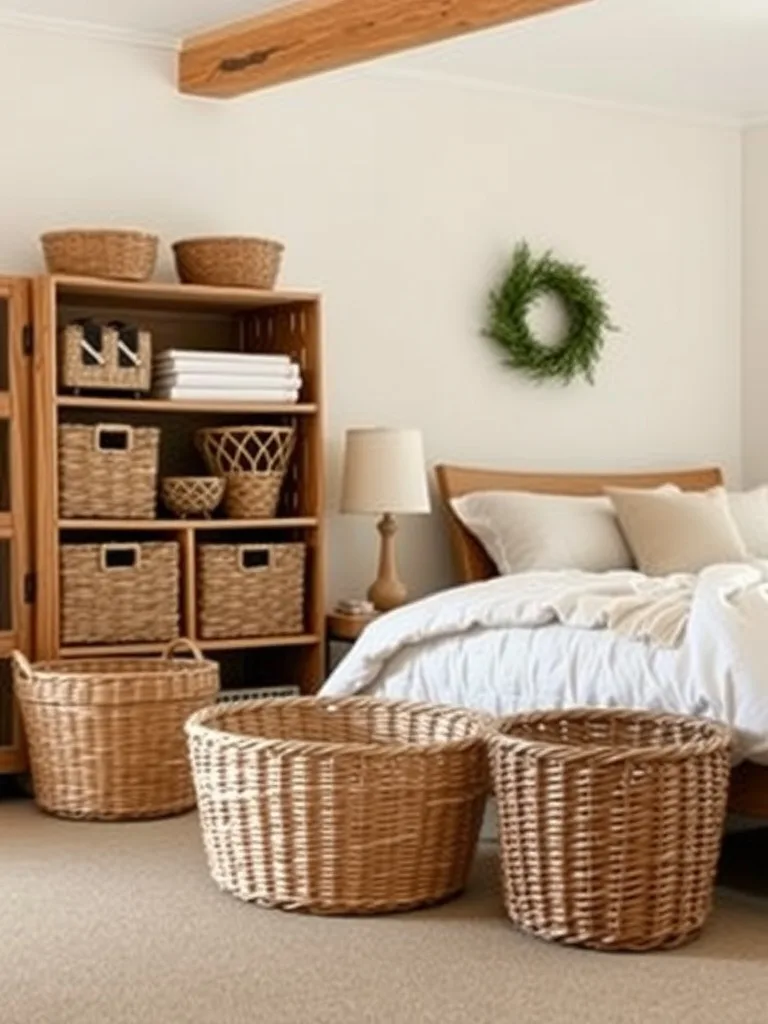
[[60, 319, 152, 394], [173, 236, 284, 290], [41, 229, 158, 282], [196, 425, 296, 518], [13, 640, 220, 820], [186, 696, 490, 914], [197, 542, 305, 639], [490, 708, 731, 952], [60, 541, 180, 645], [161, 477, 225, 519], [59, 423, 159, 520]]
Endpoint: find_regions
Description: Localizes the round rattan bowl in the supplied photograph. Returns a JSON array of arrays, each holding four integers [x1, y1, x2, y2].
[[490, 708, 731, 952], [13, 640, 220, 821], [173, 236, 284, 289], [185, 696, 490, 914], [161, 476, 226, 519], [41, 229, 158, 281]]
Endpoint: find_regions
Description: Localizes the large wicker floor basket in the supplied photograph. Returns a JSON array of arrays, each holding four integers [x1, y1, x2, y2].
[[490, 708, 731, 952], [186, 696, 490, 914], [13, 640, 219, 821]]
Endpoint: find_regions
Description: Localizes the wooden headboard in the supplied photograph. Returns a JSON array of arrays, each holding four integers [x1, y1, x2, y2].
[[434, 464, 724, 584]]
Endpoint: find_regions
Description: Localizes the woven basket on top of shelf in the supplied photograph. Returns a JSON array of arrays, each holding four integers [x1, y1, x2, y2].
[[490, 708, 731, 952], [59, 423, 159, 520], [173, 236, 284, 290], [196, 425, 296, 518], [13, 640, 220, 821], [186, 696, 490, 914], [41, 229, 158, 282]]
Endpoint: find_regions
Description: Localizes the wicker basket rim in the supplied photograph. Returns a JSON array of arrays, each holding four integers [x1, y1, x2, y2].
[[494, 708, 731, 761], [173, 235, 284, 251], [162, 476, 224, 485], [42, 229, 158, 242], [19, 657, 219, 681], [196, 425, 295, 437], [185, 696, 492, 757]]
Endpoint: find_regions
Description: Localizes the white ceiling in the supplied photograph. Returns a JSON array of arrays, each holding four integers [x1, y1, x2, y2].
[[1, 0, 768, 122]]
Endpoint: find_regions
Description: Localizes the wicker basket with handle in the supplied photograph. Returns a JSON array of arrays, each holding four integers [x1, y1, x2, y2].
[[173, 236, 284, 289], [41, 229, 158, 282], [490, 708, 731, 952], [13, 640, 220, 820], [197, 542, 305, 638], [60, 319, 152, 394], [186, 696, 490, 913], [59, 423, 159, 520], [60, 541, 179, 645], [196, 425, 296, 518]]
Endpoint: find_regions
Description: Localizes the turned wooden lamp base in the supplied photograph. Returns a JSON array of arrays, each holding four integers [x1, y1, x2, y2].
[[367, 513, 407, 612]]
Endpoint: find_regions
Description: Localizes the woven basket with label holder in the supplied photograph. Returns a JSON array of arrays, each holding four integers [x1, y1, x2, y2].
[[60, 319, 151, 394]]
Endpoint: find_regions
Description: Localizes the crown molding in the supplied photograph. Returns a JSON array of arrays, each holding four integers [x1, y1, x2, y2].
[[0, 7, 176, 50]]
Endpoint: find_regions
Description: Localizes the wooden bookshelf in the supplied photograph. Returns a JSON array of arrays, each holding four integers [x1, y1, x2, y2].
[[33, 274, 326, 697]]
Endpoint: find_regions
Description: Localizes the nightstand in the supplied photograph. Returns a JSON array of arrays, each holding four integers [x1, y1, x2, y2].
[[325, 611, 377, 671]]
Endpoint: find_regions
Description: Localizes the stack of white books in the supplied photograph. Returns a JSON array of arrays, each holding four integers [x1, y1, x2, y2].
[[153, 350, 302, 403]]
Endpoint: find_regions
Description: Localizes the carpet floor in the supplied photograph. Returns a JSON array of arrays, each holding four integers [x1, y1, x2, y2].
[[4, 799, 768, 1024]]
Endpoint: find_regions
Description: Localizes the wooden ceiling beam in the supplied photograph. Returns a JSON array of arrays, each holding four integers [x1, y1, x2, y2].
[[179, 0, 590, 99]]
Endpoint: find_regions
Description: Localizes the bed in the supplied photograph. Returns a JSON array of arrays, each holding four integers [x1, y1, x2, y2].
[[325, 463, 768, 818]]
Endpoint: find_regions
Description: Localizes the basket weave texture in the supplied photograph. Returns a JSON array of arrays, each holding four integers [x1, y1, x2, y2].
[[61, 542, 179, 645], [60, 321, 152, 393], [198, 542, 305, 638], [196, 425, 295, 518], [41, 229, 158, 281], [161, 477, 225, 519], [173, 236, 284, 289], [13, 640, 220, 820], [59, 424, 159, 520], [186, 696, 490, 914], [491, 708, 731, 952]]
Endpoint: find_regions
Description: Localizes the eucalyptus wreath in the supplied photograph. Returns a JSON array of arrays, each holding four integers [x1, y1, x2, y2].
[[485, 242, 616, 385]]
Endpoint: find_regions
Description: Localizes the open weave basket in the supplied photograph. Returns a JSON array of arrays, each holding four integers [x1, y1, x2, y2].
[[41, 229, 158, 281], [196, 425, 295, 518], [161, 476, 225, 519], [186, 696, 490, 914], [13, 640, 220, 821], [490, 708, 731, 952]]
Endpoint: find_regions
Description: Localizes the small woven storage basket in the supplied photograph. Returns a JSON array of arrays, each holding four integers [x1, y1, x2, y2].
[[186, 696, 490, 914], [196, 425, 296, 518], [161, 477, 225, 519], [13, 640, 220, 821], [491, 708, 731, 952], [60, 320, 152, 394], [41, 229, 158, 282], [59, 423, 159, 520], [173, 236, 284, 289]]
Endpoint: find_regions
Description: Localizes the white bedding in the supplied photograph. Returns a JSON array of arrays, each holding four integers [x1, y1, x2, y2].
[[323, 565, 768, 764]]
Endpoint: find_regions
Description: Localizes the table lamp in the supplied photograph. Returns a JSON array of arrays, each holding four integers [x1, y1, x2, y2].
[[340, 428, 431, 612]]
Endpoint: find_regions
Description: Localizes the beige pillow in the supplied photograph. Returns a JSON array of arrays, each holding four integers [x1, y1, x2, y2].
[[606, 486, 748, 576], [724, 486, 768, 557]]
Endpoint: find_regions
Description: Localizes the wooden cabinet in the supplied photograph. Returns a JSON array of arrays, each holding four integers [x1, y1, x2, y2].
[[25, 275, 324, 706], [0, 279, 33, 774]]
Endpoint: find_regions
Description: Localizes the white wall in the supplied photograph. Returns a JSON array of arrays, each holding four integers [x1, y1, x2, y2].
[[742, 125, 768, 487], [0, 25, 743, 600]]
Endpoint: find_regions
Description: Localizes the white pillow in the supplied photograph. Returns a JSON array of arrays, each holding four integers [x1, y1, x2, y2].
[[606, 486, 747, 576], [725, 486, 768, 557], [450, 490, 633, 574]]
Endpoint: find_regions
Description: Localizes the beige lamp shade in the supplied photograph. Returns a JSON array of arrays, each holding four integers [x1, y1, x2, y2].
[[340, 428, 431, 515]]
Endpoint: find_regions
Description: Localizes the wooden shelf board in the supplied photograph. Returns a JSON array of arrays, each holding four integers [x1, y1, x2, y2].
[[59, 635, 321, 657], [56, 395, 317, 415], [58, 517, 319, 532], [0, 393, 9, 419], [52, 275, 319, 311]]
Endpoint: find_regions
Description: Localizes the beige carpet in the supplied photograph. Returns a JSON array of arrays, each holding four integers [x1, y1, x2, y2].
[[4, 800, 768, 1024]]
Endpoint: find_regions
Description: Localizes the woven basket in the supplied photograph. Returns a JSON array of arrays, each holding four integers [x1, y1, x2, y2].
[[198, 542, 305, 639], [161, 477, 225, 519], [186, 696, 490, 913], [173, 236, 284, 289], [60, 320, 152, 394], [13, 640, 219, 820], [61, 541, 179, 645], [491, 708, 731, 952], [59, 423, 159, 520], [196, 425, 295, 518], [41, 230, 158, 282]]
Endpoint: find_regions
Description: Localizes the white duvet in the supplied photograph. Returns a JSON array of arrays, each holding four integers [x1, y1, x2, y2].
[[322, 564, 768, 764]]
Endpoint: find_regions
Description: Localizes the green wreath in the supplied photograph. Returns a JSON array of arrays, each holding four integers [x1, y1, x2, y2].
[[485, 242, 616, 385]]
